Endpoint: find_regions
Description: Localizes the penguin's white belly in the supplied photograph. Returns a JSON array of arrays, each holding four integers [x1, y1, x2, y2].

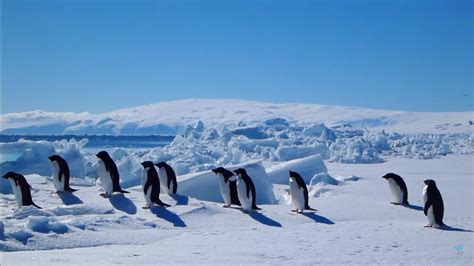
[[426, 205, 436, 225], [388, 178, 403, 203], [9, 180, 23, 207], [51, 163, 64, 191], [143, 185, 153, 206], [236, 179, 252, 211], [97, 161, 113, 194], [422, 186, 428, 204], [289, 180, 305, 210], [218, 174, 231, 205], [157, 167, 169, 194]]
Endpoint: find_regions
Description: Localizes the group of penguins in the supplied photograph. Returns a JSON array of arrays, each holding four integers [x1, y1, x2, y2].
[[3, 150, 445, 228]]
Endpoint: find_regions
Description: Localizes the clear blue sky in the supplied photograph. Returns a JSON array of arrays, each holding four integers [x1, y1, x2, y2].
[[3, 0, 473, 113]]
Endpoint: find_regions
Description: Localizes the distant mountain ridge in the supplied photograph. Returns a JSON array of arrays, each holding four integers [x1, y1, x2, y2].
[[1, 99, 472, 135]]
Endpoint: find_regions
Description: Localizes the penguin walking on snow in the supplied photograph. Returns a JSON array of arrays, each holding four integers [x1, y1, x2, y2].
[[382, 173, 409, 205], [212, 167, 241, 208], [96, 151, 129, 198], [155, 162, 178, 194], [141, 161, 170, 208], [48, 155, 77, 192], [3, 172, 41, 208], [289, 171, 316, 213], [423, 179, 445, 228], [232, 168, 260, 212]]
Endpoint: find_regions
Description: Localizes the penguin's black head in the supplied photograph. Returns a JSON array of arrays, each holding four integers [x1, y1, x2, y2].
[[234, 168, 246, 176], [155, 162, 167, 168], [3, 171, 19, 179], [48, 155, 62, 162], [96, 151, 109, 159], [382, 173, 398, 180], [141, 161, 155, 169], [212, 167, 235, 180], [289, 170, 300, 179], [212, 167, 224, 174], [424, 179, 436, 186]]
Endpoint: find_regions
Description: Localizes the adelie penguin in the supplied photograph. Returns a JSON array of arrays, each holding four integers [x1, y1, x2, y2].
[[96, 151, 129, 198], [141, 161, 170, 208], [231, 168, 260, 213], [48, 155, 77, 193], [3, 172, 41, 209], [212, 167, 241, 208], [155, 162, 178, 194], [289, 171, 316, 213], [382, 173, 409, 205], [423, 179, 445, 228]]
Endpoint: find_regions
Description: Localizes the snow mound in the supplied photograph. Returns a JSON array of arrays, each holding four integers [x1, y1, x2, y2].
[[309, 173, 340, 186], [267, 155, 327, 184], [27, 217, 68, 234], [179, 161, 276, 204]]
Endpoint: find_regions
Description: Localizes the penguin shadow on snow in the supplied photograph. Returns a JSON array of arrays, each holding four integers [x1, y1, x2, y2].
[[301, 212, 335, 225], [438, 225, 473, 233], [150, 207, 186, 227], [108, 193, 137, 215], [246, 211, 282, 227], [170, 194, 189, 205], [57, 192, 83, 205], [403, 204, 424, 211]]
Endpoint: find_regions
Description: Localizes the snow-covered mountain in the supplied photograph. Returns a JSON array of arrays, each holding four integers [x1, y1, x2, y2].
[[2, 99, 473, 135]]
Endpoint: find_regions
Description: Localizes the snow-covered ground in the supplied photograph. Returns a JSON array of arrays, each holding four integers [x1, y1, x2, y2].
[[1, 155, 472, 265], [1, 100, 473, 264]]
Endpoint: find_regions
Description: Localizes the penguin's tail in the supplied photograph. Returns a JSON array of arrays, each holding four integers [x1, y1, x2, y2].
[[65, 187, 78, 192], [33, 203, 42, 209], [118, 189, 130, 194], [252, 205, 261, 210], [156, 200, 171, 207], [305, 204, 317, 211]]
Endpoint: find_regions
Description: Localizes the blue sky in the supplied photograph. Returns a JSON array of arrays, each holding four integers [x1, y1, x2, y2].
[[3, 0, 473, 113]]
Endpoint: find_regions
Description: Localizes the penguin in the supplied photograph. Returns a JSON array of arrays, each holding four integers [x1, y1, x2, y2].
[[96, 151, 129, 198], [232, 168, 260, 212], [211, 167, 241, 208], [2, 172, 41, 208], [155, 162, 178, 194], [48, 155, 77, 192], [382, 173, 409, 205], [140, 161, 170, 208], [423, 179, 445, 228], [289, 171, 316, 213]]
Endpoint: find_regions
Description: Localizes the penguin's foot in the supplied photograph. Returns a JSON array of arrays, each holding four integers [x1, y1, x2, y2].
[[424, 224, 433, 227], [142, 205, 150, 209], [222, 205, 230, 208], [291, 209, 298, 212], [100, 193, 110, 198], [241, 208, 249, 214], [390, 202, 401, 205]]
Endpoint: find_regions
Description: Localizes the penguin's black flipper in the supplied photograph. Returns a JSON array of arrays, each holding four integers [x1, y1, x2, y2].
[[424, 201, 431, 216]]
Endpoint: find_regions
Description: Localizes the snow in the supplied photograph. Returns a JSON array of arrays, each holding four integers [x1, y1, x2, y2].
[[0, 99, 473, 264], [0, 155, 472, 264], [1, 99, 473, 135]]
